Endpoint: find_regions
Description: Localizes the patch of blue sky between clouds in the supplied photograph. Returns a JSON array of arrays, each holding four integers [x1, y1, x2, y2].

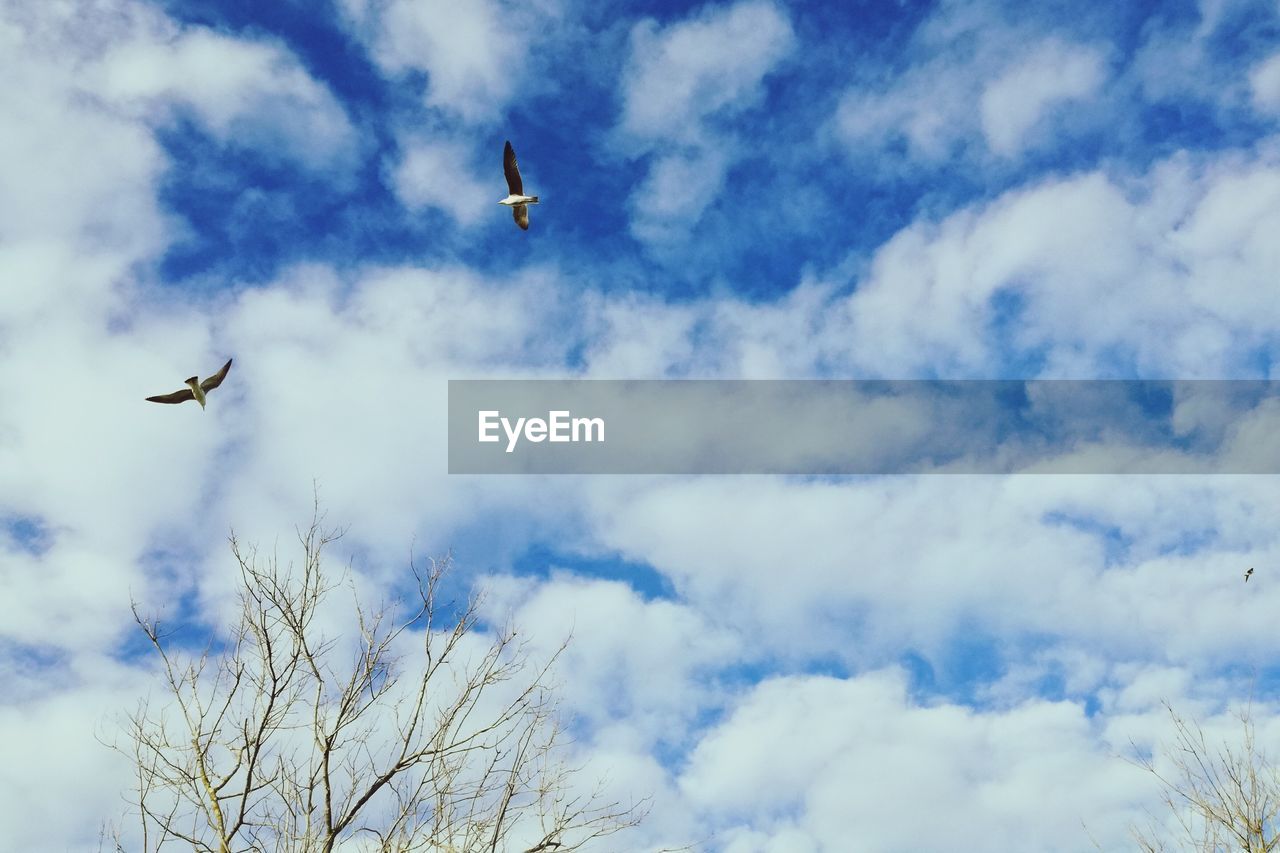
[[510, 544, 680, 602], [1041, 511, 1134, 567], [897, 626, 1007, 704], [0, 639, 72, 706], [2, 514, 53, 556], [109, 543, 226, 662], [152, 120, 391, 284]]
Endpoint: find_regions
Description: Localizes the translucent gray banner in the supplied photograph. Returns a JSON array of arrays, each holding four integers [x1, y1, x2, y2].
[[447, 380, 1280, 474]]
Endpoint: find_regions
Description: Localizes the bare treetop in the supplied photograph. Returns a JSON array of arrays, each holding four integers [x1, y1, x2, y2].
[[103, 510, 647, 852], [1128, 699, 1280, 853]]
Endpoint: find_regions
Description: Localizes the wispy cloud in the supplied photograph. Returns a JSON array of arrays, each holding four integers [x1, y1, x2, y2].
[[1129, 0, 1280, 121], [615, 0, 794, 246], [980, 40, 1108, 157], [834, 8, 1109, 170], [1250, 51, 1280, 115], [388, 136, 493, 226]]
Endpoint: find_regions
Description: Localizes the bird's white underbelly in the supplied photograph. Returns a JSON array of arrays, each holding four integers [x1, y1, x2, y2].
[[500, 195, 537, 205]]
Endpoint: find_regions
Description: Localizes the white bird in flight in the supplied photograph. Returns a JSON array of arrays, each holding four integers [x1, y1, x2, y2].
[[499, 140, 539, 230], [146, 358, 233, 409]]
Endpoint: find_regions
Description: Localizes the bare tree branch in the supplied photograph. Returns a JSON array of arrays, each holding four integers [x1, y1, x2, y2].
[[103, 504, 648, 852], [1129, 699, 1280, 852]]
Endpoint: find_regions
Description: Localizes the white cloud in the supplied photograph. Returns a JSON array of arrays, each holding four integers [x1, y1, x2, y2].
[[585, 474, 1280, 671], [836, 62, 976, 165], [339, 0, 564, 123], [834, 5, 1108, 167], [578, 292, 704, 377], [625, 146, 733, 245], [679, 669, 1149, 852], [93, 28, 359, 172], [483, 574, 740, 745], [839, 149, 1280, 377], [615, 0, 794, 245], [981, 41, 1106, 156], [577, 278, 847, 379], [0, 15, 166, 254], [0, 659, 155, 851], [0, 3, 216, 659], [1128, 0, 1272, 115], [1250, 51, 1280, 115], [206, 262, 583, 555], [389, 136, 492, 226], [618, 0, 794, 143], [0, 14, 399, 842]]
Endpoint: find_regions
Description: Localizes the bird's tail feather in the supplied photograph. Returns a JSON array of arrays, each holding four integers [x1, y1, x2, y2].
[[529, 196, 539, 204]]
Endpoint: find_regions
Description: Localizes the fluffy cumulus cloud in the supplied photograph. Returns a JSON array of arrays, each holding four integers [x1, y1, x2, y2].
[[484, 573, 741, 743], [0, 2, 202, 666], [587, 475, 1280, 669], [840, 148, 1280, 377], [0, 10, 166, 255], [338, 0, 564, 123], [616, 0, 794, 245], [8, 0, 1280, 850], [679, 671, 1146, 851], [91, 17, 359, 172]]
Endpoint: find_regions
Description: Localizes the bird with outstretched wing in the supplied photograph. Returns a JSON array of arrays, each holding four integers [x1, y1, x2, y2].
[[146, 358, 233, 409], [499, 140, 539, 230]]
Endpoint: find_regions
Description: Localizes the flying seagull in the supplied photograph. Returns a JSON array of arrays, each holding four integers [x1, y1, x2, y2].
[[499, 140, 539, 230], [146, 358, 233, 409], [1245, 567, 1254, 582]]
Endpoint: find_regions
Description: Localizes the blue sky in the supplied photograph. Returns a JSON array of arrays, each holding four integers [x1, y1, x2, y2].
[[3, 0, 1280, 849], [143, 0, 1268, 304]]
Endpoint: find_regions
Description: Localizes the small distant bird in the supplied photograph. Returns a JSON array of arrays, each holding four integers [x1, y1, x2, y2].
[[499, 140, 539, 230], [1245, 567, 1254, 582], [146, 358, 233, 409]]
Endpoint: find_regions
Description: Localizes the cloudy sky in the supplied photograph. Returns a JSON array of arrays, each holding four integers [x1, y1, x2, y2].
[[3, 0, 1280, 849]]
